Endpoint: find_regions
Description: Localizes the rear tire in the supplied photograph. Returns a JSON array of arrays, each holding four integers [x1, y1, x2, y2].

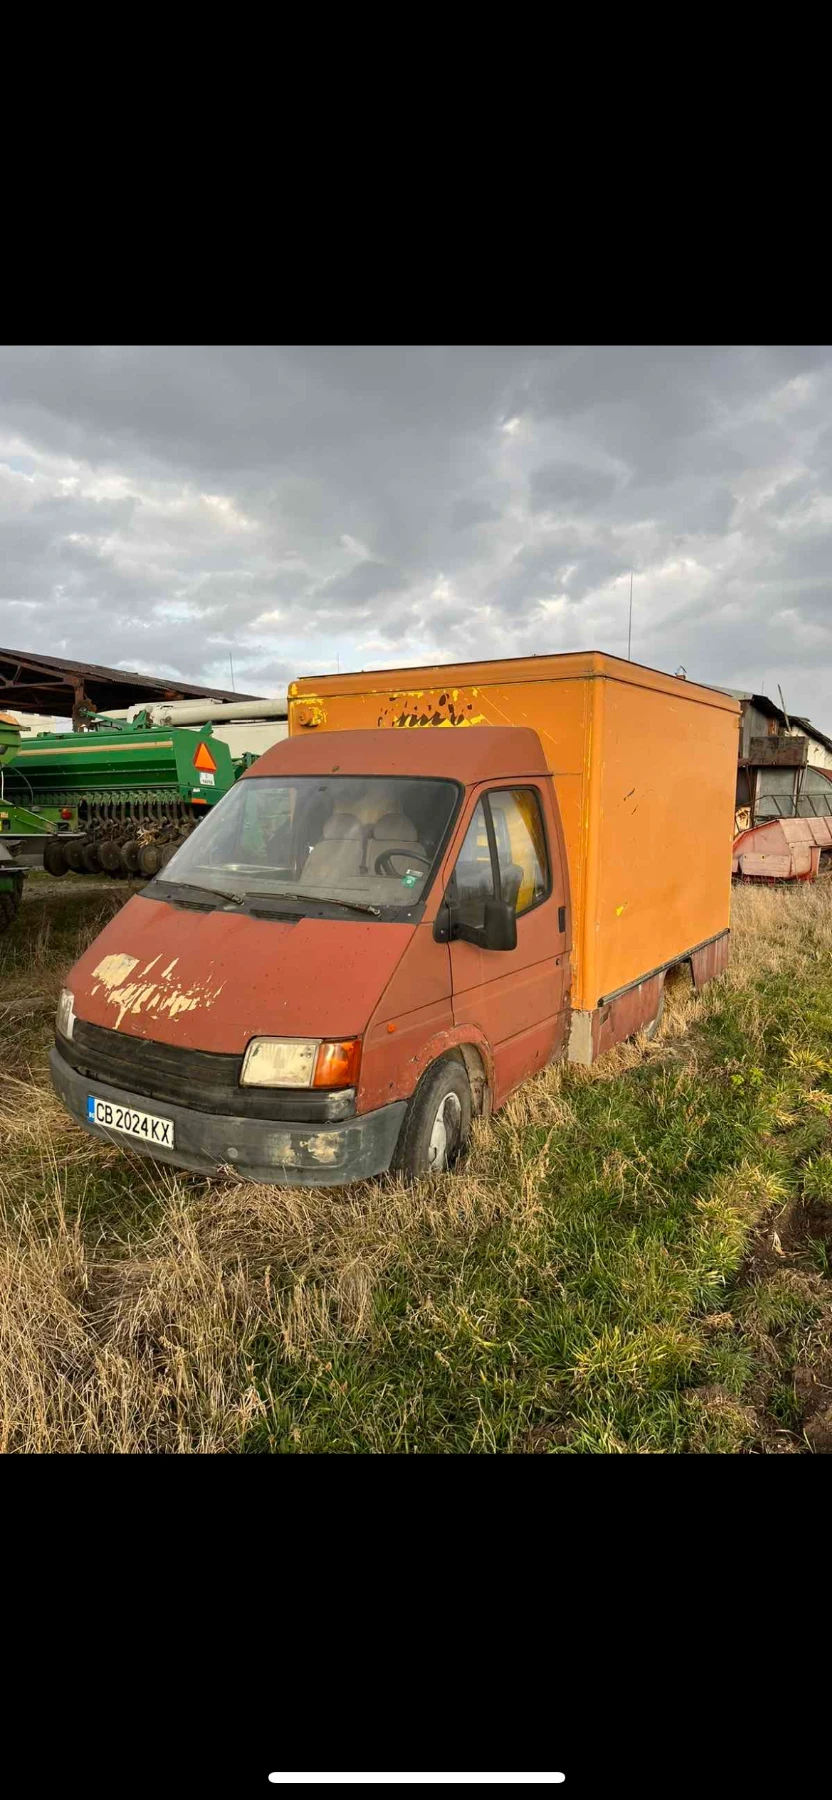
[[391, 1056, 472, 1178]]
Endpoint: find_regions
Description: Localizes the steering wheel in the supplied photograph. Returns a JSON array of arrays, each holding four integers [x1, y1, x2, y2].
[[373, 848, 431, 876]]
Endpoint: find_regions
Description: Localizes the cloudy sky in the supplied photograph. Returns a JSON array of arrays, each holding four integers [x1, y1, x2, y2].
[[1, 344, 831, 725]]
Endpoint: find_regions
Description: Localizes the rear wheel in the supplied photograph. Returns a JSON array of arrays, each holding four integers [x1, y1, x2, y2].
[[392, 1057, 472, 1178]]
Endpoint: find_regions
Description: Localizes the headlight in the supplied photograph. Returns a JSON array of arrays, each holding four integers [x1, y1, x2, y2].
[[240, 1037, 361, 1089], [56, 988, 76, 1041]]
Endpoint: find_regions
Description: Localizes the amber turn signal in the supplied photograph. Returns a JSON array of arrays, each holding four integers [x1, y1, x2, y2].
[[313, 1039, 362, 1089]]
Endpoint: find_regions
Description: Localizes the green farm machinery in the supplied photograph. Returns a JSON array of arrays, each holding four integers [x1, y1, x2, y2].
[[0, 698, 287, 918], [0, 714, 26, 933]]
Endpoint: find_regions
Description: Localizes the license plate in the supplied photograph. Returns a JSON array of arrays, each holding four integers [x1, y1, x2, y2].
[[87, 1095, 175, 1148]]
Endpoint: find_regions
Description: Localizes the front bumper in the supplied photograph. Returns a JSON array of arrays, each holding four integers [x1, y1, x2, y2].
[[50, 1046, 406, 1187]]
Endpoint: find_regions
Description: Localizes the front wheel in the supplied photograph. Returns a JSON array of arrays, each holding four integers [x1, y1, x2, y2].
[[392, 1057, 472, 1178]]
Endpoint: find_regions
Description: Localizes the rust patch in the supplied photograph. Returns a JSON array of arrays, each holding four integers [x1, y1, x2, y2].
[[594, 974, 664, 1057], [294, 699, 327, 729], [690, 931, 730, 990], [377, 687, 487, 730]]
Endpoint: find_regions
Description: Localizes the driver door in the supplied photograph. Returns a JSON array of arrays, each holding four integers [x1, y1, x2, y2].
[[447, 784, 568, 1105]]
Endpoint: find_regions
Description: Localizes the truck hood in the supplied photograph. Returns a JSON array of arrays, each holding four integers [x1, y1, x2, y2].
[[67, 894, 413, 1053]]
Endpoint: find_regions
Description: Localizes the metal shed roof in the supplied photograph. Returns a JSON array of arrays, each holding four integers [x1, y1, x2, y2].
[[721, 689, 832, 757], [0, 645, 261, 719]]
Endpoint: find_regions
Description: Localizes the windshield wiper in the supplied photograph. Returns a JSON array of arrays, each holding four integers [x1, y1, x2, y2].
[[152, 878, 382, 919], [252, 890, 382, 918], [152, 879, 247, 909]]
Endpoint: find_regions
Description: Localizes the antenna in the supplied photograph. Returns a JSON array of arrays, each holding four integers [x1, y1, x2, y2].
[[627, 573, 633, 661], [778, 684, 790, 730], [229, 652, 235, 694]]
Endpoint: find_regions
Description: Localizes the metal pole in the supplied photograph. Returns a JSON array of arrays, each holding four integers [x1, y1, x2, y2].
[[627, 573, 633, 660], [229, 652, 236, 694]]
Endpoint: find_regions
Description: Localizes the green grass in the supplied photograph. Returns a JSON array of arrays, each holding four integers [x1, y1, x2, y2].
[[1, 875, 832, 1452]]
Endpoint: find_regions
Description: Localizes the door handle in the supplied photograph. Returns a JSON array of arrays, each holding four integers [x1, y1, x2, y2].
[[558, 904, 566, 933]]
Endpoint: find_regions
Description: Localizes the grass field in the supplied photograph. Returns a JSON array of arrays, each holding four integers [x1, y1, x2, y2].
[[1, 873, 831, 1453]]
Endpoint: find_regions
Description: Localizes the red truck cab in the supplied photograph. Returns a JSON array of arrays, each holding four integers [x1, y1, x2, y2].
[[51, 726, 571, 1183]]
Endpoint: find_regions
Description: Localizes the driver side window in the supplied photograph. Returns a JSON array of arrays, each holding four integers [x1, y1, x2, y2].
[[447, 788, 550, 928], [447, 800, 495, 928]]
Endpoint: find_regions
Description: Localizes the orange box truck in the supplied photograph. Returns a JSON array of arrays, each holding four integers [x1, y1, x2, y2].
[[289, 651, 740, 1065], [50, 652, 739, 1184]]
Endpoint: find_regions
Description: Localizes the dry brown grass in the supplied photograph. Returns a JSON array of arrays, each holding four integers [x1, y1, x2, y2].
[[0, 1158, 513, 1451], [2, 874, 832, 1452]]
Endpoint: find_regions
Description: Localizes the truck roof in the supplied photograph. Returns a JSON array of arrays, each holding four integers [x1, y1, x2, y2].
[[244, 724, 548, 784], [289, 650, 739, 714]]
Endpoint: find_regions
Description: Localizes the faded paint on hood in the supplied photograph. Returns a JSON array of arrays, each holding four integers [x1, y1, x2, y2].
[[67, 894, 414, 1052]]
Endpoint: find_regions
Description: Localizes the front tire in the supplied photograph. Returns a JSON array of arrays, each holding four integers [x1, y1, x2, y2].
[[392, 1056, 472, 1178]]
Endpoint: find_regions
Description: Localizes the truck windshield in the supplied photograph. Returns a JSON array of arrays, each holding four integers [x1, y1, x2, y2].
[[157, 774, 460, 915]]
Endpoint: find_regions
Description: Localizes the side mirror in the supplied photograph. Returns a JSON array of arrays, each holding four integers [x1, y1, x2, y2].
[[434, 897, 517, 951], [482, 898, 517, 952], [433, 900, 452, 943]]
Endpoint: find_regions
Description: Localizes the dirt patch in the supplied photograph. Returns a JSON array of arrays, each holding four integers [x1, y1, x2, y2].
[[804, 1406, 832, 1451], [793, 1356, 832, 1450], [742, 1191, 832, 1282], [520, 1421, 574, 1453], [737, 1189, 832, 1451], [26, 877, 138, 900]]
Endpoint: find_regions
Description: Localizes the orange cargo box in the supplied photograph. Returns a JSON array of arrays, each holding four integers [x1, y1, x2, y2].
[[289, 652, 740, 1036]]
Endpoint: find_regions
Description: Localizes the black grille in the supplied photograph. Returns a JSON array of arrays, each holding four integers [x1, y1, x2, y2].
[[58, 1018, 354, 1121]]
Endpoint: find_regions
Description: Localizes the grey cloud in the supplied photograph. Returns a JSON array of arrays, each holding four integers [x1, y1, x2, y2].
[[529, 461, 618, 515], [761, 473, 817, 518], [2, 344, 832, 726], [612, 478, 738, 538], [450, 497, 501, 530], [313, 559, 408, 603], [494, 534, 629, 612], [757, 529, 832, 587]]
